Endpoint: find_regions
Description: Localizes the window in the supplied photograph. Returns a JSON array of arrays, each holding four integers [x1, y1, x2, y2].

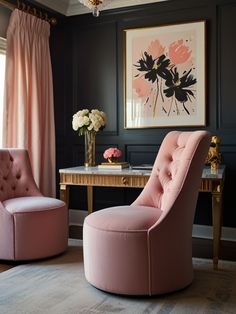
[[0, 37, 6, 147]]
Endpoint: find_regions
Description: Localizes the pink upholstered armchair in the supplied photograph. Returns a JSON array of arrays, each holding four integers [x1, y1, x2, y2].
[[0, 149, 68, 261], [83, 131, 211, 295]]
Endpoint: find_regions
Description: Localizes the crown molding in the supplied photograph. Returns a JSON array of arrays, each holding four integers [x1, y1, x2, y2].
[[35, 0, 167, 17]]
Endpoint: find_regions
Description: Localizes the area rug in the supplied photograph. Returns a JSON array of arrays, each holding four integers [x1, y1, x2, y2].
[[0, 240, 235, 314]]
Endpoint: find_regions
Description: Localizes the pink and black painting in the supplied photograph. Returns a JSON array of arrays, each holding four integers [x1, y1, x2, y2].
[[125, 21, 206, 128]]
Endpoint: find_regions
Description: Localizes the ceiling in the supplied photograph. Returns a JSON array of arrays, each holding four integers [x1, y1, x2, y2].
[[34, 0, 167, 17]]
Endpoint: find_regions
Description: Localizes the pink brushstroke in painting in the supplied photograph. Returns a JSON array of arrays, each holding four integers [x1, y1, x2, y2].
[[132, 31, 197, 121], [168, 39, 192, 64]]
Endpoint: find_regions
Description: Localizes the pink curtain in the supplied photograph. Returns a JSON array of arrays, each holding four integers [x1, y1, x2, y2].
[[3, 9, 56, 197]]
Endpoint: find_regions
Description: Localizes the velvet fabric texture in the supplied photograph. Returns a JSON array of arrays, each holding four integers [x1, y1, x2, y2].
[[83, 131, 211, 296], [3, 9, 56, 197], [0, 149, 68, 261]]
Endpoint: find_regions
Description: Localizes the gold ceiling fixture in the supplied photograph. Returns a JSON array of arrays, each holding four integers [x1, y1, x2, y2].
[[78, 0, 110, 17]]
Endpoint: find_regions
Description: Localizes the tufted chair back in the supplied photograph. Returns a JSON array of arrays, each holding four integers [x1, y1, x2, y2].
[[0, 149, 42, 202], [132, 131, 210, 216]]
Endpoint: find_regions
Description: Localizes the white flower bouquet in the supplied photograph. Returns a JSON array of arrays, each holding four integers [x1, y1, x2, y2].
[[72, 109, 107, 136]]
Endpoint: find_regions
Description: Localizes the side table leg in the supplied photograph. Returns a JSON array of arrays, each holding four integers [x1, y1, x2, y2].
[[60, 184, 70, 236], [60, 184, 70, 208], [87, 186, 93, 215], [212, 190, 223, 270]]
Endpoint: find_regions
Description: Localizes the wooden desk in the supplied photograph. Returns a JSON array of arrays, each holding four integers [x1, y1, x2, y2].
[[59, 166, 225, 269]]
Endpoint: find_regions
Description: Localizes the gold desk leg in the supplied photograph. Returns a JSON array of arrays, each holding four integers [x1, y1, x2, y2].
[[60, 184, 70, 208], [87, 186, 93, 215], [212, 189, 223, 270], [60, 184, 70, 236]]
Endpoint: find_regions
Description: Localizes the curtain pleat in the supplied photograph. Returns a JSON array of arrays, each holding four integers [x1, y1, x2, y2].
[[3, 9, 56, 197]]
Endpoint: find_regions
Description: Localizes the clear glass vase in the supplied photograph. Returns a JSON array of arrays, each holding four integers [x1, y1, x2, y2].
[[84, 131, 96, 167]]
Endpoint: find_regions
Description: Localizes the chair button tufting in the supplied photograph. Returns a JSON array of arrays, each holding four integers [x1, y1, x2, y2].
[[10, 156, 14, 162], [16, 174, 21, 179], [26, 187, 29, 191], [3, 176, 7, 181], [0, 186, 3, 191], [12, 186, 16, 191]]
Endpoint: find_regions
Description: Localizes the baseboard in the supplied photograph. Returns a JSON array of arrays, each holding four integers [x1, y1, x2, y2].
[[69, 209, 236, 242], [192, 224, 236, 242], [69, 209, 87, 226], [192, 238, 236, 261]]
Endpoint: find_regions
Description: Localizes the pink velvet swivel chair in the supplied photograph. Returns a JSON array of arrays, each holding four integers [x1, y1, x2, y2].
[[83, 131, 211, 295], [0, 149, 68, 261]]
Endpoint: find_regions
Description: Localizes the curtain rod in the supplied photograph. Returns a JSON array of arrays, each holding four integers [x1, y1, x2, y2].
[[0, 0, 57, 25]]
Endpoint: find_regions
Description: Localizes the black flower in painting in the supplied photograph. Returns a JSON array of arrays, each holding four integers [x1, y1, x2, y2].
[[164, 67, 197, 103], [135, 52, 171, 83]]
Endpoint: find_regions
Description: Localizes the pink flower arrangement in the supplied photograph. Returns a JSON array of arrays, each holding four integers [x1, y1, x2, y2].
[[103, 148, 122, 161]]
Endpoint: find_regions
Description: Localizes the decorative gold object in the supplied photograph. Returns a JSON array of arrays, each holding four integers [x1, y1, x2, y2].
[[89, 0, 102, 5], [108, 157, 118, 163], [205, 136, 221, 173], [84, 131, 96, 167]]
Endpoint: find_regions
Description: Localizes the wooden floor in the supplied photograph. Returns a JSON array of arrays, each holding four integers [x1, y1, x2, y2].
[[0, 264, 14, 272]]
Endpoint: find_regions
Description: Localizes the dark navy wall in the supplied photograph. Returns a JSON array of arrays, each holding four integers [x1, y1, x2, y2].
[[51, 0, 236, 228]]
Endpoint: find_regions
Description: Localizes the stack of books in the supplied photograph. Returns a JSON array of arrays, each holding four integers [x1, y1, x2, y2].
[[98, 162, 130, 170], [131, 164, 153, 170]]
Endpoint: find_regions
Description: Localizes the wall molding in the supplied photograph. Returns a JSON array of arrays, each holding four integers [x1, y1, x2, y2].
[[53, 0, 236, 232], [218, 1, 236, 129], [192, 224, 236, 242]]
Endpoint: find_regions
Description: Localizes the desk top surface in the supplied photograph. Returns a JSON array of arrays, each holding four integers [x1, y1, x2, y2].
[[60, 165, 225, 180], [59, 166, 151, 176]]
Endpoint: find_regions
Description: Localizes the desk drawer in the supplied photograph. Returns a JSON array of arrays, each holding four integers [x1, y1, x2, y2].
[[60, 173, 149, 188]]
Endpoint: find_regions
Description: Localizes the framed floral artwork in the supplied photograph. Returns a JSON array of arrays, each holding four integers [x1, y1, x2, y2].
[[124, 21, 206, 128]]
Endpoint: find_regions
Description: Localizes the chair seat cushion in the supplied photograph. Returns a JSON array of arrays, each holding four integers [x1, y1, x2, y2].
[[85, 205, 162, 232], [3, 196, 65, 214]]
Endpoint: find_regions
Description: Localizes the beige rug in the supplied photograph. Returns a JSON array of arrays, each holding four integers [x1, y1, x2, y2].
[[0, 240, 236, 314]]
